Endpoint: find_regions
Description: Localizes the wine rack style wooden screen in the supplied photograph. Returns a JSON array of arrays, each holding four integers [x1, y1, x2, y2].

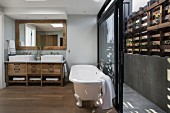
[[126, 0, 170, 56]]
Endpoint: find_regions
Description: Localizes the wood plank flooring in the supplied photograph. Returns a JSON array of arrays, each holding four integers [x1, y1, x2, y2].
[[0, 83, 117, 113]]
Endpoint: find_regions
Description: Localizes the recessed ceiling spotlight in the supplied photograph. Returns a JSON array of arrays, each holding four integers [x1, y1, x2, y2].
[[25, 0, 47, 1], [51, 24, 63, 28]]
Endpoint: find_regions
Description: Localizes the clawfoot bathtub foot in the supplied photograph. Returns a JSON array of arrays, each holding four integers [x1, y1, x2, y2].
[[94, 100, 100, 107], [94, 94, 102, 107], [74, 94, 82, 107]]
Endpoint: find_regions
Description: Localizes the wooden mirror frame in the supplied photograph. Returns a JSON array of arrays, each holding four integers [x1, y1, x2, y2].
[[16, 20, 67, 50]]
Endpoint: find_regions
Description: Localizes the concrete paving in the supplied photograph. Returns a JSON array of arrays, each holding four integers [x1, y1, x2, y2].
[[123, 84, 166, 113]]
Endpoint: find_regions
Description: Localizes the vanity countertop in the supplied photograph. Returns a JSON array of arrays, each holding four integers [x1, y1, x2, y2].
[[5, 60, 66, 63]]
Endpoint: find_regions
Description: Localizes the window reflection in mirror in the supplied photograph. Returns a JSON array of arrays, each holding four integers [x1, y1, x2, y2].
[[19, 23, 64, 47]]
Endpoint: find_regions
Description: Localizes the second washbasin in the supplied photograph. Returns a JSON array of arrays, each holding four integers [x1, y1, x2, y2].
[[41, 55, 64, 62]]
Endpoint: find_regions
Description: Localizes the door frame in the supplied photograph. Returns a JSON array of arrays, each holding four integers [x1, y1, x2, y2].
[[0, 11, 5, 89], [97, 0, 124, 112]]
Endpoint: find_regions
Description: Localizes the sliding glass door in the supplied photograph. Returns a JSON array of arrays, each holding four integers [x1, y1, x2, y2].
[[99, 13, 114, 80], [98, 0, 124, 112]]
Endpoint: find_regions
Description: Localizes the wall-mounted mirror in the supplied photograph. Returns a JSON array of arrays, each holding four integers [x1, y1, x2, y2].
[[16, 20, 66, 50]]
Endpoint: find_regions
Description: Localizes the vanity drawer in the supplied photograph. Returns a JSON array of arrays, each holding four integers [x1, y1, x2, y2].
[[27, 69, 41, 74], [8, 69, 26, 75], [42, 69, 61, 74], [27, 64, 41, 69], [42, 64, 61, 69], [8, 64, 26, 69]]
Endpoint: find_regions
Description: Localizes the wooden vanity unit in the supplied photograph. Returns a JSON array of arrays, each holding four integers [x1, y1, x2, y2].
[[5, 61, 65, 87]]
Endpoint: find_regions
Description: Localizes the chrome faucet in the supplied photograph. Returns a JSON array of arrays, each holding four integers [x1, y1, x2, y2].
[[56, 52, 59, 55], [50, 52, 59, 55]]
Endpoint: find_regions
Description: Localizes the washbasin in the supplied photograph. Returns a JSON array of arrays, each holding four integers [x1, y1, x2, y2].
[[41, 55, 64, 62], [9, 55, 35, 61]]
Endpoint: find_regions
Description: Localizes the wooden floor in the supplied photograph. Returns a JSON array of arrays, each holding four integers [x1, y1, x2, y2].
[[0, 83, 117, 113]]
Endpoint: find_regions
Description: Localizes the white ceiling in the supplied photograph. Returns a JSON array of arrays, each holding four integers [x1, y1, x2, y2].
[[0, 0, 105, 19]]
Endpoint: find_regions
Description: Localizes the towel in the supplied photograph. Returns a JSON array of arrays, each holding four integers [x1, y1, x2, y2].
[[46, 78, 59, 81], [63, 63, 68, 78], [99, 73, 115, 109], [29, 78, 41, 81], [13, 77, 25, 81], [7, 40, 16, 55]]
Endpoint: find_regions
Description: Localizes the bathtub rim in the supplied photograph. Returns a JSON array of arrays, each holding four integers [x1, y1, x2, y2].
[[69, 65, 103, 84]]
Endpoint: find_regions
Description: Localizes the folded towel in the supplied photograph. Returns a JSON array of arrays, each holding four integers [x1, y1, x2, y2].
[[7, 40, 16, 55], [13, 77, 25, 81], [63, 63, 68, 78], [46, 78, 59, 81], [29, 78, 41, 81], [99, 73, 115, 109]]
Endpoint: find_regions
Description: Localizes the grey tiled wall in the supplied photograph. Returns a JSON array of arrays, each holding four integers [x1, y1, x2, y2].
[[16, 50, 66, 60]]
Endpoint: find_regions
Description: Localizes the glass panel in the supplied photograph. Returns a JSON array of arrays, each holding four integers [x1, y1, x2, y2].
[[99, 13, 115, 80]]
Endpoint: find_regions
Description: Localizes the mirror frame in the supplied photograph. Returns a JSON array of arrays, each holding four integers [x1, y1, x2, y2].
[[16, 20, 67, 50]]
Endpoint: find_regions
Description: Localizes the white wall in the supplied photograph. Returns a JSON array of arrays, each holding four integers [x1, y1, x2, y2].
[[0, 15, 16, 88], [132, 0, 149, 12], [66, 15, 97, 69], [4, 16, 15, 62], [4, 15, 15, 49]]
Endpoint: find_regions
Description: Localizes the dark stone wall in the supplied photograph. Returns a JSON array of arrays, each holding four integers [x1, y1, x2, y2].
[[124, 54, 170, 112]]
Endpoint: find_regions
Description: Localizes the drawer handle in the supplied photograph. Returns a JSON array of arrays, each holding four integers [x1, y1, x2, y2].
[[14, 69, 20, 70]]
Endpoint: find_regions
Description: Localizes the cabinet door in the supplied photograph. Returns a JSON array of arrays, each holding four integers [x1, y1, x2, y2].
[[8, 64, 26, 69], [8, 69, 26, 75], [27, 69, 41, 74], [41, 64, 61, 74], [42, 69, 60, 74], [42, 64, 61, 69], [27, 64, 41, 69]]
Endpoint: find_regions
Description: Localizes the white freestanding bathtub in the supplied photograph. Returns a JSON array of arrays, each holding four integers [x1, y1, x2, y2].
[[69, 65, 103, 107]]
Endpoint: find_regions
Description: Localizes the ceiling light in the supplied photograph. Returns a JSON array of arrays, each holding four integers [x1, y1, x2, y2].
[[51, 24, 63, 28], [25, 0, 47, 1]]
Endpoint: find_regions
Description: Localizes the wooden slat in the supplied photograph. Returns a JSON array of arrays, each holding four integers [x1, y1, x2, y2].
[[147, 25, 159, 31], [8, 81, 26, 83], [147, 0, 166, 11], [161, 45, 170, 49], [159, 22, 170, 28]]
